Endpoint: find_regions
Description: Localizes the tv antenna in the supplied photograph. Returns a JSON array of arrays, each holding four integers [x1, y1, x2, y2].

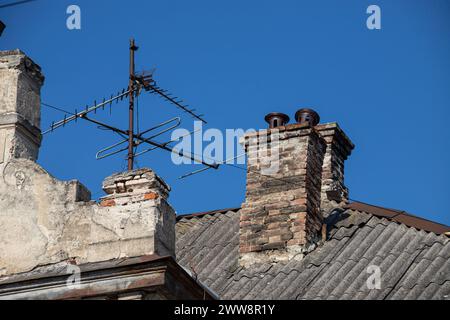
[[44, 38, 219, 175]]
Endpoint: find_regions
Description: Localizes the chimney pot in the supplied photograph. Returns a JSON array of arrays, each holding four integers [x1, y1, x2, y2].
[[264, 112, 290, 129], [295, 108, 320, 126]]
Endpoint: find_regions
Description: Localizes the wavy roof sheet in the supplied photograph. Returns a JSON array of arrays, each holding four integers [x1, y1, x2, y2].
[[176, 206, 450, 300]]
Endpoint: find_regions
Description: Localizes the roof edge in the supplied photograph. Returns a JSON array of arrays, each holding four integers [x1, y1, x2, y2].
[[344, 201, 450, 235], [176, 207, 241, 221]]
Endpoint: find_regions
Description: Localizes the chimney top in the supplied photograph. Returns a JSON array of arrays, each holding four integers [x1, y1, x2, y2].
[[295, 108, 320, 126], [264, 112, 290, 129], [0, 49, 45, 87], [102, 168, 171, 203]]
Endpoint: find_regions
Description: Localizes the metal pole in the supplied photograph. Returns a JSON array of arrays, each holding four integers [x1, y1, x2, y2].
[[128, 38, 137, 171]]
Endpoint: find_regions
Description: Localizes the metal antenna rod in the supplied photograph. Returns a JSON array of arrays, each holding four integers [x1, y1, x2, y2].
[[42, 89, 132, 134], [146, 84, 207, 123], [128, 38, 138, 171], [81, 115, 219, 170]]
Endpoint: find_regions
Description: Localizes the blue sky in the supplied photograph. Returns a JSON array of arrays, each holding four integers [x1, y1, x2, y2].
[[1, 0, 449, 225]]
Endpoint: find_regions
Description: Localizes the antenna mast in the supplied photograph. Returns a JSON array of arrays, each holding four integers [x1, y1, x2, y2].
[[43, 37, 218, 178], [128, 38, 138, 171]]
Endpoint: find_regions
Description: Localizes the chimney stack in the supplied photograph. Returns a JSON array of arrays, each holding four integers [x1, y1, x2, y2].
[[100, 168, 176, 257], [240, 110, 326, 267], [315, 122, 354, 215], [0, 50, 44, 165], [239, 108, 354, 267]]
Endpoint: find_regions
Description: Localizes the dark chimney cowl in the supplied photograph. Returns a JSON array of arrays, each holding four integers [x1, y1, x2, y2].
[[295, 108, 320, 126], [264, 112, 290, 129]]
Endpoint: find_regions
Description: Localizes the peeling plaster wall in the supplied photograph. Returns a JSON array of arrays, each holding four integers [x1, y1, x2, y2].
[[0, 159, 175, 279], [0, 50, 176, 284]]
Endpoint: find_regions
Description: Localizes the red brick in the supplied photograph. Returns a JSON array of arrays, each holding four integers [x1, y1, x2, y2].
[[239, 245, 262, 253], [290, 225, 306, 233], [239, 221, 253, 228], [290, 198, 307, 206], [143, 192, 159, 200], [100, 199, 116, 207]]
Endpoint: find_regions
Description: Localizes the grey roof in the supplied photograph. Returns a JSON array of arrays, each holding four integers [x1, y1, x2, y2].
[[176, 208, 450, 300]]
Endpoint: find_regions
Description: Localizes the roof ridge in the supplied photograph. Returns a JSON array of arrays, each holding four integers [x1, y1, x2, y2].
[[345, 207, 450, 236], [345, 201, 450, 235], [176, 207, 241, 221], [354, 200, 449, 227]]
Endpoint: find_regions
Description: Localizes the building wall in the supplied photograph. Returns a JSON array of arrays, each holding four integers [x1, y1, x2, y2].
[[0, 159, 175, 278]]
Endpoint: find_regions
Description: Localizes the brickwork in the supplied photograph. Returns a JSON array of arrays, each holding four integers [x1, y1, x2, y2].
[[99, 168, 176, 257], [101, 168, 170, 205], [316, 123, 354, 216], [239, 123, 326, 266]]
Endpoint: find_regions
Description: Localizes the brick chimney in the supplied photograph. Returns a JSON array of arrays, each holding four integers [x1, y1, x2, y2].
[[239, 109, 354, 267], [0, 50, 44, 165], [239, 112, 326, 267], [99, 168, 176, 257], [315, 123, 354, 216]]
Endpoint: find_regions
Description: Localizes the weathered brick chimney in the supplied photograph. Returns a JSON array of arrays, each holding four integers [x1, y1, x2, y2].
[[239, 111, 326, 267], [239, 109, 353, 267], [99, 168, 176, 258], [315, 122, 354, 215], [0, 50, 44, 164]]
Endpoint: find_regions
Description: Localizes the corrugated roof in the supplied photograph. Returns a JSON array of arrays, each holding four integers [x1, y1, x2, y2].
[[176, 207, 240, 221], [176, 206, 450, 300], [178, 202, 450, 236], [344, 201, 450, 235]]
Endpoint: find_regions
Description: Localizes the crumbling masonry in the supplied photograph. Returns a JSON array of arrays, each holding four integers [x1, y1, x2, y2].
[[0, 50, 175, 281]]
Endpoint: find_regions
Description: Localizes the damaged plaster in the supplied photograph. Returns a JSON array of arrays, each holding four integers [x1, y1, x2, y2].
[[0, 160, 176, 279]]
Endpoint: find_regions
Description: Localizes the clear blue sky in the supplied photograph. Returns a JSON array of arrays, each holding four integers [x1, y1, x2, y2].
[[2, 0, 449, 225]]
